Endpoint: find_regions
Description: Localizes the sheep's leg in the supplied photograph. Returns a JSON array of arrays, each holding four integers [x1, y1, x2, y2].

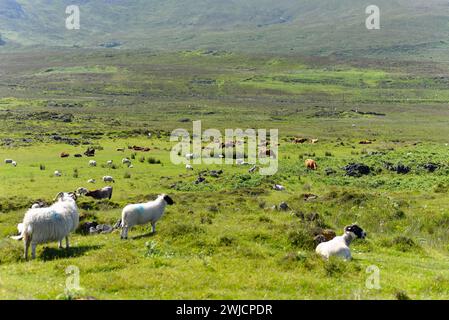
[[151, 222, 156, 234], [65, 236, 70, 249], [24, 239, 30, 260], [121, 226, 128, 239], [31, 243, 37, 260]]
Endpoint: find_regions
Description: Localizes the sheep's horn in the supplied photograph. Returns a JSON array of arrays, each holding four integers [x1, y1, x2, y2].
[[54, 192, 64, 201]]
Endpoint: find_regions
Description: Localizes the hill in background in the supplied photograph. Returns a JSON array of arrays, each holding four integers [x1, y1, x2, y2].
[[1, 0, 449, 60]]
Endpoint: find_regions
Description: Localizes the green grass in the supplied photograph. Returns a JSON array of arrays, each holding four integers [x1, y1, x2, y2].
[[0, 49, 449, 300]]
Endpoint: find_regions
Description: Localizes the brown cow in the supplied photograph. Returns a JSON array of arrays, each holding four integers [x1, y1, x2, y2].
[[305, 159, 317, 170]]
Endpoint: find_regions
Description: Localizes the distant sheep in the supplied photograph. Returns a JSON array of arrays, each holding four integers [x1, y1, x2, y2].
[[122, 158, 131, 165], [273, 184, 285, 191], [103, 176, 115, 183], [12, 161, 17, 167], [4, 159, 13, 164], [87, 179, 96, 184], [186, 164, 193, 170], [78, 186, 113, 200], [89, 160, 97, 167], [107, 160, 113, 165], [315, 224, 366, 260], [12, 192, 80, 260], [120, 194, 174, 239], [54, 171, 62, 177]]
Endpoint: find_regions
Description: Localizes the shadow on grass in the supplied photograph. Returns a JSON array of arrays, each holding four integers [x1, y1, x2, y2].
[[131, 231, 156, 240], [40, 244, 103, 261]]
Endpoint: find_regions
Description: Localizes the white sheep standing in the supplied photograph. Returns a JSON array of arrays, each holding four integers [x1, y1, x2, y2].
[[87, 179, 96, 184], [122, 158, 131, 165], [120, 194, 174, 239], [315, 224, 366, 260], [54, 170, 62, 177], [186, 164, 193, 170], [11, 192, 80, 260], [89, 160, 97, 167], [12, 161, 17, 167]]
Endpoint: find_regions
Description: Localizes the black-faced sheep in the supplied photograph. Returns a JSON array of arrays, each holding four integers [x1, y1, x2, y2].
[[120, 194, 174, 239], [315, 224, 366, 260]]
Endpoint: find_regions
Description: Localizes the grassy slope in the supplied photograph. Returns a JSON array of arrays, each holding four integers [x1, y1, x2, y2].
[[1, 1, 449, 60], [0, 50, 448, 299]]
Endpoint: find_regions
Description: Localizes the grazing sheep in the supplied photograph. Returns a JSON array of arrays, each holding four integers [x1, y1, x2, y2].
[[76, 187, 89, 196], [78, 186, 113, 200], [87, 179, 96, 184], [103, 176, 115, 183], [4, 159, 13, 164], [12, 161, 17, 167], [12, 192, 80, 260], [54, 171, 62, 177], [122, 158, 131, 165], [107, 160, 113, 165], [185, 153, 194, 160], [315, 224, 366, 260], [186, 164, 193, 170], [120, 194, 174, 239], [89, 160, 97, 167]]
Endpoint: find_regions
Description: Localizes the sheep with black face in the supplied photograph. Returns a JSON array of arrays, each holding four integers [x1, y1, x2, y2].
[[120, 194, 174, 239], [315, 224, 366, 260]]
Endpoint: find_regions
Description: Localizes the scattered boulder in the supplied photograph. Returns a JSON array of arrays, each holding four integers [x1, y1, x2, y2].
[[313, 228, 336, 245], [423, 163, 439, 173], [84, 147, 95, 157], [195, 176, 206, 184], [384, 162, 410, 174], [91, 224, 113, 234], [303, 193, 318, 201], [279, 202, 289, 211], [78, 221, 98, 235], [209, 170, 223, 178], [343, 163, 371, 177]]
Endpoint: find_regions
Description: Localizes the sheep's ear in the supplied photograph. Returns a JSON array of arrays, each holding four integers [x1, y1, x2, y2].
[[54, 192, 64, 201]]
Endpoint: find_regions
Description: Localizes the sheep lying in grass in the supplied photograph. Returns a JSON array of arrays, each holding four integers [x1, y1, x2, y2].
[[12, 192, 80, 260], [120, 194, 174, 239], [315, 224, 366, 260]]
